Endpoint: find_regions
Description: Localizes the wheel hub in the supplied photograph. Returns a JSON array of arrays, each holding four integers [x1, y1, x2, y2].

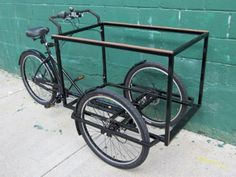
[[103, 121, 120, 137]]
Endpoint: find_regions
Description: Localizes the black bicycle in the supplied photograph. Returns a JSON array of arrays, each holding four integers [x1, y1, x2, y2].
[[19, 7, 208, 169]]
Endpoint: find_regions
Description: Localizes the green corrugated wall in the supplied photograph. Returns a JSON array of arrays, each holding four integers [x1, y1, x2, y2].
[[0, 0, 235, 145]]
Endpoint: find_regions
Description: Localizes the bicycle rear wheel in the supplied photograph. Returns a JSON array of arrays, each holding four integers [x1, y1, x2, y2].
[[75, 88, 150, 169], [19, 50, 57, 106], [124, 62, 188, 128]]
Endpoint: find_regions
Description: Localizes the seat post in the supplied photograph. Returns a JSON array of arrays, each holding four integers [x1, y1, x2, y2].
[[40, 35, 52, 55], [40, 35, 47, 44]]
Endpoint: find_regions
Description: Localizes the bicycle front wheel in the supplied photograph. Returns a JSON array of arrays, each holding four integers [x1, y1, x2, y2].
[[19, 50, 57, 106], [75, 88, 150, 169], [124, 62, 188, 128]]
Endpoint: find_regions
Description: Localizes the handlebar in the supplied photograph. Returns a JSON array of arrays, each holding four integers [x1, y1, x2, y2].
[[49, 7, 101, 34]]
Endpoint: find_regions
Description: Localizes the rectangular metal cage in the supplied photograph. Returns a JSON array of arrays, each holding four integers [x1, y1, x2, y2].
[[51, 21, 209, 146]]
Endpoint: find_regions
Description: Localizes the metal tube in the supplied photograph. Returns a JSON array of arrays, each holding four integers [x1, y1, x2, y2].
[[106, 82, 192, 106], [51, 34, 173, 56], [103, 21, 208, 35], [101, 24, 107, 84], [170, 104, 199, 142], [165, 56, 175, 146], [61, 23, 101, 36], [173, 33, 208, 56], [54, 39, 67, 105], [50, 57, 83, 95], [198, 35, 209, 105], [61, 69, 83, 95], [76, 118, 150, 147]]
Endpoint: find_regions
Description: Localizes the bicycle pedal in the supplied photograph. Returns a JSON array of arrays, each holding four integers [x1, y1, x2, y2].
[[74, 75, 85, 82]]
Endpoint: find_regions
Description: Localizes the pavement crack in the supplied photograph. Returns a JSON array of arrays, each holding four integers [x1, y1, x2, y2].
[[40, 144, 88, 177]]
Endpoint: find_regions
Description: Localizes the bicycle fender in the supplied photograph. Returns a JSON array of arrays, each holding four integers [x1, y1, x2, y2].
[[18, 49, 46, 65]]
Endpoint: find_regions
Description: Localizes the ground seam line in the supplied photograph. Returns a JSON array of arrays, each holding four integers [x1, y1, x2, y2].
[[0, 89, 25, 99], [40, 144, 88, 177]]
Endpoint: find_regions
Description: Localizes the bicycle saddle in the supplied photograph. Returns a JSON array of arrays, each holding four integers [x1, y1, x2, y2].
[[26, 27, 49, 39]]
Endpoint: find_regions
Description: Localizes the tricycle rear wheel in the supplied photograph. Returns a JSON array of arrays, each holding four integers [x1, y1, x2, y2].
[[74, 88, 150, 169], [124, 61, 188, 128]]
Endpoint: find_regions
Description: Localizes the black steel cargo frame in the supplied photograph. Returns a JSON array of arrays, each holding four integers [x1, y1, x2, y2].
[[52, 21, 209, 146]]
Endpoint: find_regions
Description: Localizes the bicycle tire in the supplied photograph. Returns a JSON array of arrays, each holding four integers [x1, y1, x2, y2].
[[124, 62, 188, 128], [75, 88, 150, 169], [19, 50, 57, 106]]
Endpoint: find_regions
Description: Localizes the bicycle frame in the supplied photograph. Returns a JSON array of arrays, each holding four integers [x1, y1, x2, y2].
[[24, 8, 208, 147], [32, 52, 84, 99]]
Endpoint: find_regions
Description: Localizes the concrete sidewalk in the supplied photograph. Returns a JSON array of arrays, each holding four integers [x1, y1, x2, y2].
[[0, 69, 235, 177]]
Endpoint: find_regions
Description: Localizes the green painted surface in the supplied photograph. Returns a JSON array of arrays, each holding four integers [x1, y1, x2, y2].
[[0, 1, 235, 145]]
